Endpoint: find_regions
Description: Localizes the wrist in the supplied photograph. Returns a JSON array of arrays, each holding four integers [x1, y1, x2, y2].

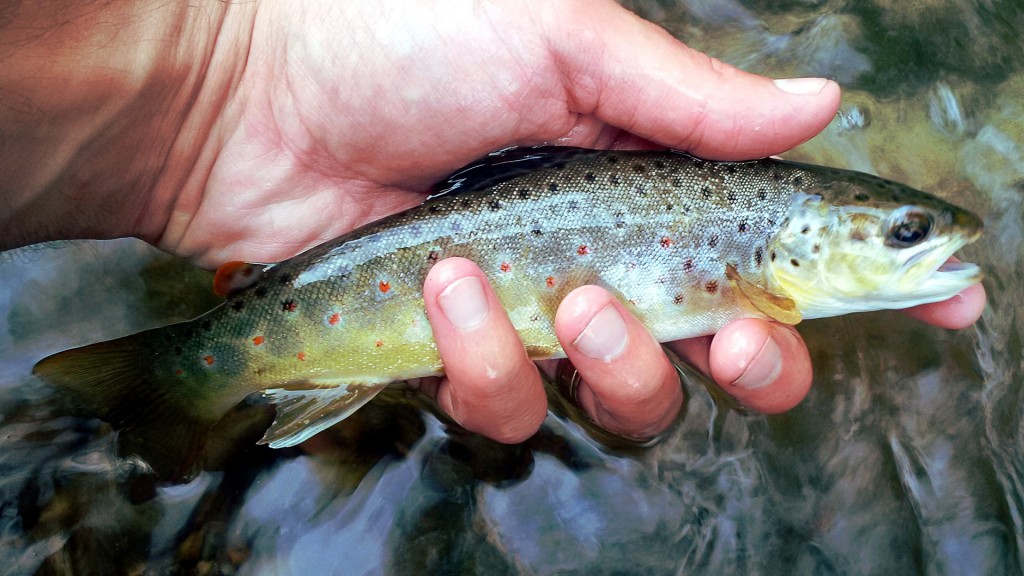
[[0, 1, 256, 251]]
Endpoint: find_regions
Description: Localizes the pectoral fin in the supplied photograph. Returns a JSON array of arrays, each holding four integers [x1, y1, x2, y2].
[[725, 264, 802, 325], [260, 379, 390, 448]]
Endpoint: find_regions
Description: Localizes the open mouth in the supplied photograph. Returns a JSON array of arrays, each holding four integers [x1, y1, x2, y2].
[[925, 256, 983, 291]]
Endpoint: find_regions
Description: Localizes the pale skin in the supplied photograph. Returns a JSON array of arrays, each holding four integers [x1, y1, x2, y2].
[[1, 1, 985, 443]]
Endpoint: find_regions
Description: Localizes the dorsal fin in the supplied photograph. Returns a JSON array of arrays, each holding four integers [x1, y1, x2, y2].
[[429, 146, 597, 199], [213, 261, 264, 297]]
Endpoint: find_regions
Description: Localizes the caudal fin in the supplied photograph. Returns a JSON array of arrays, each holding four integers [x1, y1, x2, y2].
[[33, 335, 214, 480]]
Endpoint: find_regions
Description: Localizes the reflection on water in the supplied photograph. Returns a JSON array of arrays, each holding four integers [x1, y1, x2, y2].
[[2, 1, 1023, 573]]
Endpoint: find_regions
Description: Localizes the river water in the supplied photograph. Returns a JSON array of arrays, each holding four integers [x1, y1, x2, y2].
[[2, 1, 1022, 574]]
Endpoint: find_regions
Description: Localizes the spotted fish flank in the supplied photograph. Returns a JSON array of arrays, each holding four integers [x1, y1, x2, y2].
[[33, 147, 983, 478]]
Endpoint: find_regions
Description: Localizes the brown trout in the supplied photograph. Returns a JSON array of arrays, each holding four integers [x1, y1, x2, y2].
[[34, 147, 983, 474]]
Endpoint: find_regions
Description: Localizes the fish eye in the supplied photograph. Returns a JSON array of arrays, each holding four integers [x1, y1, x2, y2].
[[886, 207, 932, 248]]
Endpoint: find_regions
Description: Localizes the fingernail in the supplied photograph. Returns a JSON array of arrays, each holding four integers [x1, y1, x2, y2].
[[573, 304, 628, 361], [732, 331, 783, 390], [773, 77, 829, 95], [438, 276, 489, 331]]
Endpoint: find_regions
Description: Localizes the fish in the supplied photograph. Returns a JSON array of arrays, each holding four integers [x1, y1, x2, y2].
[[33, 146, 983, 477]]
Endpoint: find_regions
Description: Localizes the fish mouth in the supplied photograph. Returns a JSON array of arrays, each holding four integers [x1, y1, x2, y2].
[[928, 257, 982, 286], [914, 235, 983, 296]]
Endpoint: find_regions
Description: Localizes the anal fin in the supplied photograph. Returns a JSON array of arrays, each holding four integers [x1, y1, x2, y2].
[[260, 379, 390, 448], [725, 263, 802, 325]]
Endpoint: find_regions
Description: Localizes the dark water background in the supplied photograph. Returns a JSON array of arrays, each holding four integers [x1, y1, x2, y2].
[[3, 1, 1023, 574]]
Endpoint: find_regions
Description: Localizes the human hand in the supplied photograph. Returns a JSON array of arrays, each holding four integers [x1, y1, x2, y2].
[[2, 0, 985, 443]]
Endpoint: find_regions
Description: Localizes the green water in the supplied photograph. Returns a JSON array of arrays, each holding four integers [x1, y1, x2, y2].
[[2, 1, 1023, 574]]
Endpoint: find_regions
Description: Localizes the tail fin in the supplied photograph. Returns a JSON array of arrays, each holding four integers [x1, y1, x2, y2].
[[33, 335, 214, 481]]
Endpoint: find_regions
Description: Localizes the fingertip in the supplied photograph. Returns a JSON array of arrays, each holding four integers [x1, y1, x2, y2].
[[900, 282, 986, 329], [422, 257, 548, 444], [710, 319, 811, 414], [555, 285, 683, 438]]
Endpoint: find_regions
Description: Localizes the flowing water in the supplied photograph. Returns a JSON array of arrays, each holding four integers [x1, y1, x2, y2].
[[2, 1, 1022, 574]]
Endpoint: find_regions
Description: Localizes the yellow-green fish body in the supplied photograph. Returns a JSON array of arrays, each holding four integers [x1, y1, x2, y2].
[[33, 147, 983, 476]]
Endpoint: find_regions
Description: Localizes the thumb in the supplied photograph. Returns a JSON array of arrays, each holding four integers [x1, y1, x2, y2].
[[543, 1, 841, 159]]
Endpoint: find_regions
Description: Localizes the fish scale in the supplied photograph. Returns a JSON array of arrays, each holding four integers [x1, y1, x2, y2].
[[33, 146, 983, 478]]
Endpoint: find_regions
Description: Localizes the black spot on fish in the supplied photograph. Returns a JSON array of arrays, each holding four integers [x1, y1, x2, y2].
[[460, 199, 472, 208], [755, 246, 764, 267], [793, 175, 804, 187], [279, 273, 292, 285], [428, 250, 440, 264], [548, 182, 559, 192], [772, 171, 783, 181], [553, 163, 565, 171], [665, 203, 674, 211], [801, 225, 811, 234], [488, 200, 501, 211], [708, 234, 719, 248], [254, 286, 268, 299], [705, 280, 719, 294], [701, 186, 712, 199], [855, 192, 871, 202], [790, 258, 800, 267], [632, 164, 647, 174], [517, 188, 531, 199], [727, 191, 737, 202], [584, 172, 596, 182], [726, 165, 737, 174], [231, 300, 245, 312], [532, 228, 543, 236], [757, 188, 767, 201], [654, 160, 666, 169], [673, 293, 686, 305], [202, 320, 212, 331], [567, 200, 580, 211], [606, 155, 619, 164], [429, 205, 442, 213], [174, 346, 183, 356], [738, 222, 748, 233], [683, 258, 695, 273], [770, 251, 777, 262], [671, 177, 684, 188], [812, 244, 821, 254], [282, 299, 297, 312], [609, 174, 620, 185], [851, 229, 867, 242]]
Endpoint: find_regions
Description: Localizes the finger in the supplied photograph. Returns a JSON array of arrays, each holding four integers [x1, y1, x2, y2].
[[554, 285, 684, 438], [900, 282, 986, 329], [422, 257, 548, 443], [543, 0, 841, 159], [670, 319, 812, 414]]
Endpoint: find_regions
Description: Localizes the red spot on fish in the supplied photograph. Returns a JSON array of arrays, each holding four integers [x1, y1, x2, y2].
[[673, 293, 685, 305], [379, 280, 391, 293], [546, 276, 556, 288], [282, 299, 297, 312], [376, 340, 384, 348], [174, 368, 184, 377], [204, 355, 215, 366], [577, 245, 589, 256], [252, 335, 265, 346], [660, 237, 673, 248], [328, 312, 341, 326], [500, 262, 511, 273], [296, 352, 306, 361], [705, 280, 719, 294], [212, 261, 261, 297]]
